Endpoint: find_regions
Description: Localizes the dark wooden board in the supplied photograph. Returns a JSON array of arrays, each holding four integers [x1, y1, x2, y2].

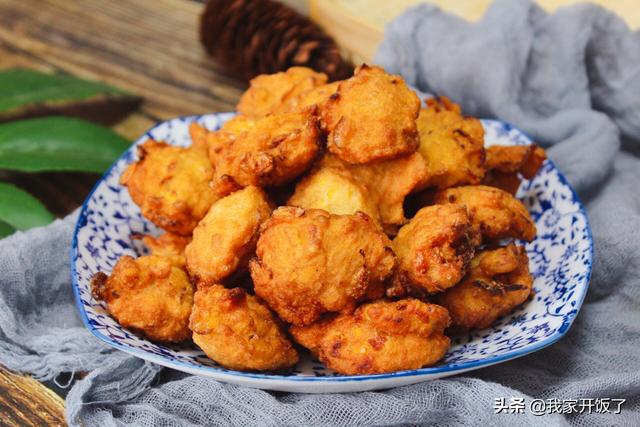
[[0, 366, 66, 426]]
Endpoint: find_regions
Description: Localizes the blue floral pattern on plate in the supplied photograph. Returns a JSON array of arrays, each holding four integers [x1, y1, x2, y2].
[[71, 114, 592, 393]]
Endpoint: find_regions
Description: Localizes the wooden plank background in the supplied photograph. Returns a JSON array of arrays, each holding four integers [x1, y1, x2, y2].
[[0, 0, 244, 216], [0, 368, 66, 426]]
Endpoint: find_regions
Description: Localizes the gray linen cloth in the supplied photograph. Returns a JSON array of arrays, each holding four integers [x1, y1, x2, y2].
[[1, 0, 639, 425]]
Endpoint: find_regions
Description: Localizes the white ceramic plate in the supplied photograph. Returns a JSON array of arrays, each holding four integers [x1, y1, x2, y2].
[[71, 113, 592, 393]]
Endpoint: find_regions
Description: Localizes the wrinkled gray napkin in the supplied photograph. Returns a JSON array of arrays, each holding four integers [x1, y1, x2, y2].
[[1, 0, 639, 425]]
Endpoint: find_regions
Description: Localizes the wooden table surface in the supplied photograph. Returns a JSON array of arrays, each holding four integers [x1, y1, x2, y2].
[[0, 0, 243, 423]]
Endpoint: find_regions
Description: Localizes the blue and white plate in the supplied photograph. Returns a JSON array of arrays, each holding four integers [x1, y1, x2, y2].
[[71, 113, 593, 393]]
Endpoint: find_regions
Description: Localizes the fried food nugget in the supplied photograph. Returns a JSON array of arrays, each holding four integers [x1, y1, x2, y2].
[[189, 285, 298, 371], [91, 255, 194, 342], [207, 110, 321, 187], [185, 186, 272, 287], [287, 167, 380, 222], [436, 245, 533, 330], [417, 97, 486, 189], [289, 154, 427, 232], [292, 81, 340, 113], [250, 207, 396, 326], [434, 185, 536, 243], [323, 65, 420, 164], [190, 122, 245, 195], [322, 153, 429, 230], [393, 204, 475, 294], [138, 232, 191, 268], [120, 140, 217, 235], [485, 145, 546, 178], [483, 145, 547, 194], [237, 67, 328, 117], [290, 299, 450, 375]]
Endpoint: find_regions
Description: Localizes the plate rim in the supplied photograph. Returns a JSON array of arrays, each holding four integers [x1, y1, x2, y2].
[[70, 114, 594, 384]]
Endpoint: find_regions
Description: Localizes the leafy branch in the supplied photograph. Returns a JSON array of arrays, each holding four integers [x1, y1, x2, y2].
[[0, 68, 140, 238]]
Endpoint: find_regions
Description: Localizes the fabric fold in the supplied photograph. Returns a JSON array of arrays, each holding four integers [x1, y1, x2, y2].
[[376, 0, 640, 192], [0, 213, 114, 381]]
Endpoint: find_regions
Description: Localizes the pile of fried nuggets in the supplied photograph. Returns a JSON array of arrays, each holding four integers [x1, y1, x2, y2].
[[91, 65, 547, 375]]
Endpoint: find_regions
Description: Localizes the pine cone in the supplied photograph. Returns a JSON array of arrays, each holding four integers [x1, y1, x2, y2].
[[200, 0, 352, 81]]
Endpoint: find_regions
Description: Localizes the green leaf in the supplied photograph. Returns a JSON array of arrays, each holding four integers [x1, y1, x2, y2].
[[0, 220, 16, 238], [0, 68, 140, 125], [0, 117, 131, 173], [0, 183, 54, 231]]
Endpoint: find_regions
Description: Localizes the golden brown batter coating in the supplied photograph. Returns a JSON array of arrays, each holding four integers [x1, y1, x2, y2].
[[190, 123, 246, 196], [417, 97, 486, 190], [250, 207, 396, 326], [189, 121, 210, 151], [289, 154, 427, 233], [292, 81, 341, 113], [320, 153, 429, 231], [190, 285, 298, 371], [290, 299, 451, 375], [207, 110, 321, 187], [323, 65, 420, 164], [120, 140, 217, 235], [287, 166, 380, 223], [237, 66, 328, 117], [91, 255, 194, 343], [138, 232, 191, 268], [393, 204, 475, 294], [433, 185, 536, 244], [185, 186, 272, 287], [436, 245, 533, 330], [483, 145, 547, 194], [485, 144, 547, 178]]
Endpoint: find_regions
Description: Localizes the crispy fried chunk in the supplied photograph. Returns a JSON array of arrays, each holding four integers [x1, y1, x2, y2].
[[291, 299, 450, 375], [393, 204, 476, 294], [322, 153, 429, 230], [433, 185, 536, 243], [323, 65, 420, 164], [288, 166, 380, 222], [91, 255, 194, 342], [436, 244, 533, 330], [190, 285, 298, 371], [237, 67, 328, 117], [292, 81, 341, 113], [290, 154, 428, 232], [250, 207, 396, 326], [185, 186, 272, 287], [417, 97, 486, 189], [207, 110, 321, 187], [482, 145, 547, 194], [120, 140, 217, 235]]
